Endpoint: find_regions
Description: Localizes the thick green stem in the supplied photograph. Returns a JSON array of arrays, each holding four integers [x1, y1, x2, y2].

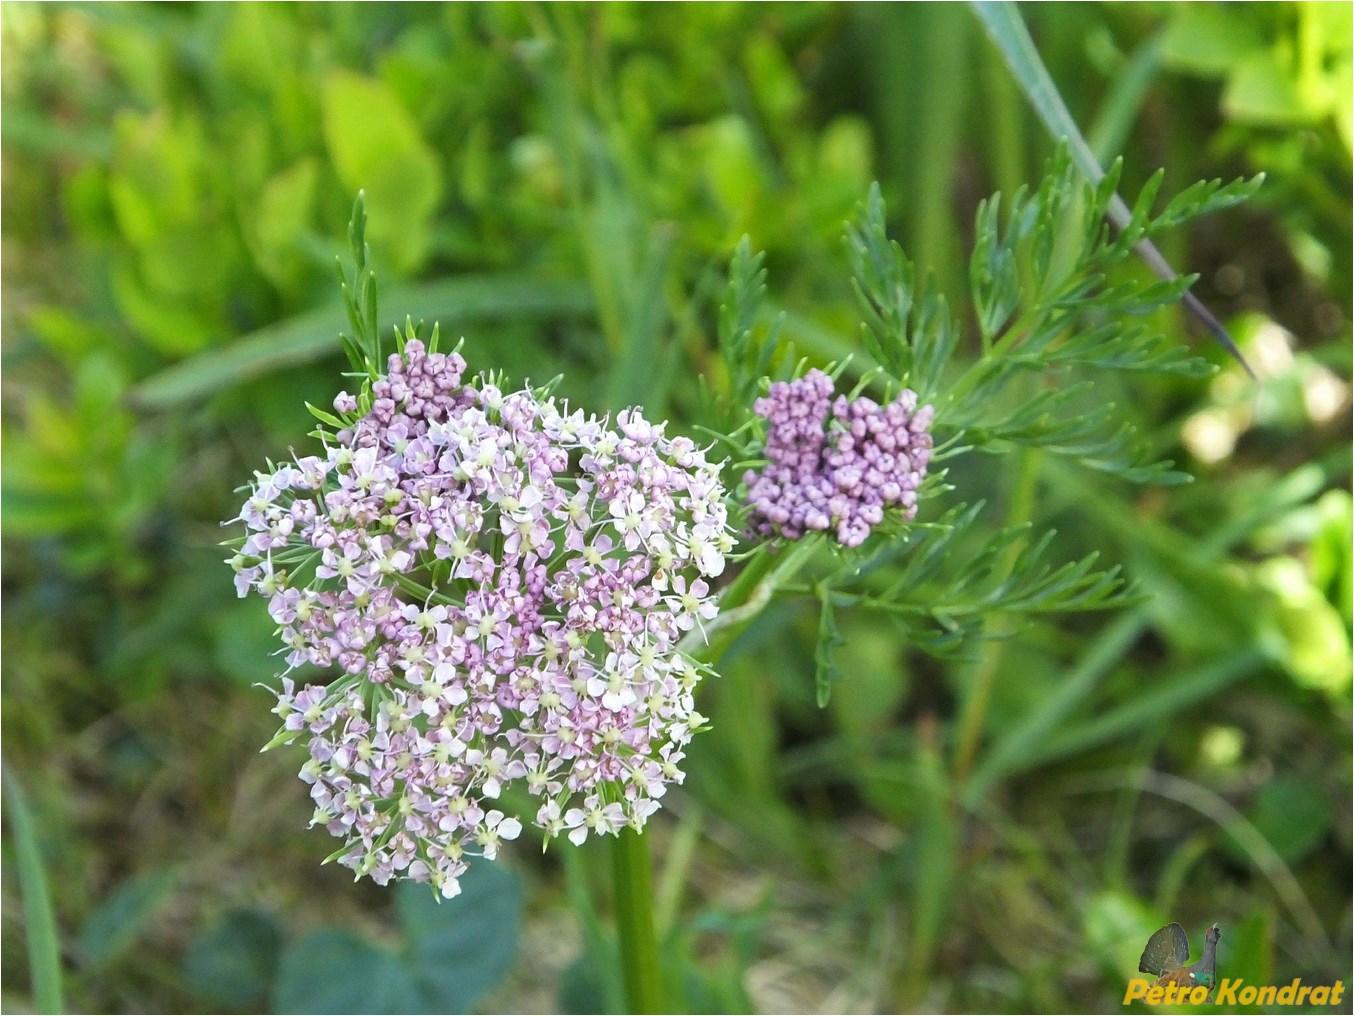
[[604, 541, 818, 1014], [611, 827, 663, 1013]]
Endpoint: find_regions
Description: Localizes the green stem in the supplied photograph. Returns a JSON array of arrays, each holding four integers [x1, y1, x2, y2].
[[684, 537, 822, 656], [611, 827, 663, 1013], [2, 760, 65, 1014], [951, 445, 1041, 788], [604, 541, 820, 1014]]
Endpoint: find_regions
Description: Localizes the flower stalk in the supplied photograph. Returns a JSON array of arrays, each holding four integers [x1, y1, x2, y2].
[[612, 828, 664, 1013]]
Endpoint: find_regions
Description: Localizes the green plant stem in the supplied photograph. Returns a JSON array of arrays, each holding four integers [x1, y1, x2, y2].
[[897, 720, 956, 1009], [679, 537, 822, 663], [604, 541, 819, 1014], [951, 445, 1041, 788], [611, 827, 663, 1014], [2, 760, 64, 1014]]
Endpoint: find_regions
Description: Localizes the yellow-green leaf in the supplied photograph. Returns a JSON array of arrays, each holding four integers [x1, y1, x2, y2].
[[321, 71, 443, 274]]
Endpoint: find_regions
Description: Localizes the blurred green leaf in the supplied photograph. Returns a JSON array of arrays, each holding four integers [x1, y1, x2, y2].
[[830, 617, 908, 741], [251, 159, 320, 291], [1223, 908, 1274, 988], [131, 276, 593, 408], [1082, 889, 1159, 981], [1159, 7, 1264, 77], [182, 908, 282, 1010], [698, 116, 765, 227], [75, 868, 179, 971], [1254, 557, 1352, 694], [108, 110, 205, 252], [23, 307, 119, 371], [273, 930, 419, 1015], [559, 950, 620, 1015], [109, 258, 217, 355], [1308, 490, 1353, 628], [397, 863, 522, 1009], [272, 862, 521, 1014], [211, 599, 289, 687], [218, 3, 300, 99], [1231, 776, 1333, 867], [1224, 51, 1315, 125], [322, 70, 442, 273], [0, 487, 99, 536]]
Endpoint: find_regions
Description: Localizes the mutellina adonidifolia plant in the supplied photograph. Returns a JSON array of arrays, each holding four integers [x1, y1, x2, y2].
[[225, 151, 1258, 1010]]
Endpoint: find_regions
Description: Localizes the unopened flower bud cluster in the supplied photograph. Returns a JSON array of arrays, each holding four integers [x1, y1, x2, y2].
[[228, 340, 733, 897], [743, 369, 934, 548]]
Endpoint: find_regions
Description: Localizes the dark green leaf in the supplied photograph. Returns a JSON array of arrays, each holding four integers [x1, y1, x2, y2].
[[273, 930, 420, 1015], [397, 862, 522, 1011], [181, 908, 281, 1010], [75, 868, 179, 971]]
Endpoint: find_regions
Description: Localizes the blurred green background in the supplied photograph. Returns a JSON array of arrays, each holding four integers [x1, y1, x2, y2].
[[2, 3, 1350, 1012]]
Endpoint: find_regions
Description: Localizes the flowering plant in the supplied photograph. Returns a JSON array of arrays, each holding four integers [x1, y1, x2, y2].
[[228, 327, 735, 897], [227, 131, 1256, 1005], [228, 145, 1257, 885]]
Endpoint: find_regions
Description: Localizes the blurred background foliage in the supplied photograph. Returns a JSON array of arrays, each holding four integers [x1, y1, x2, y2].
[[1, 2, 1349, 1012]]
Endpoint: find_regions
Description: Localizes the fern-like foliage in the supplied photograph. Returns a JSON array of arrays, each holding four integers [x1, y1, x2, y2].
[[717, 237, 785, 415], [719, 151, 1259, 695], [337, 191, 382, 377], [848, 148, 1260, 482]]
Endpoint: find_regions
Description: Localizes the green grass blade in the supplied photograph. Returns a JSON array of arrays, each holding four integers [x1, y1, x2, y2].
[[1086, 33, 1164, 164], [2, 762, 65, 1014], [962, 611, 1144, 806], [131, 276, 593, 408], [1032, 649, 1263, 766], [970, 0, 1255, 376], [970, 2, 1106, 187]]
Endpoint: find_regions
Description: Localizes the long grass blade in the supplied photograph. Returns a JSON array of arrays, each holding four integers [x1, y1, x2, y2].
[[1031, 649, 1262, 765], [2, 761, 65, 1014], [970, 0, 1255, 376], [131, 276, 593, 408]]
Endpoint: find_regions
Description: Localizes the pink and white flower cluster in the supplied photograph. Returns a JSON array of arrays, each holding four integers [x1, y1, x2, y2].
[[228, 340, 733, 897], [743, 369, 934, 548]]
